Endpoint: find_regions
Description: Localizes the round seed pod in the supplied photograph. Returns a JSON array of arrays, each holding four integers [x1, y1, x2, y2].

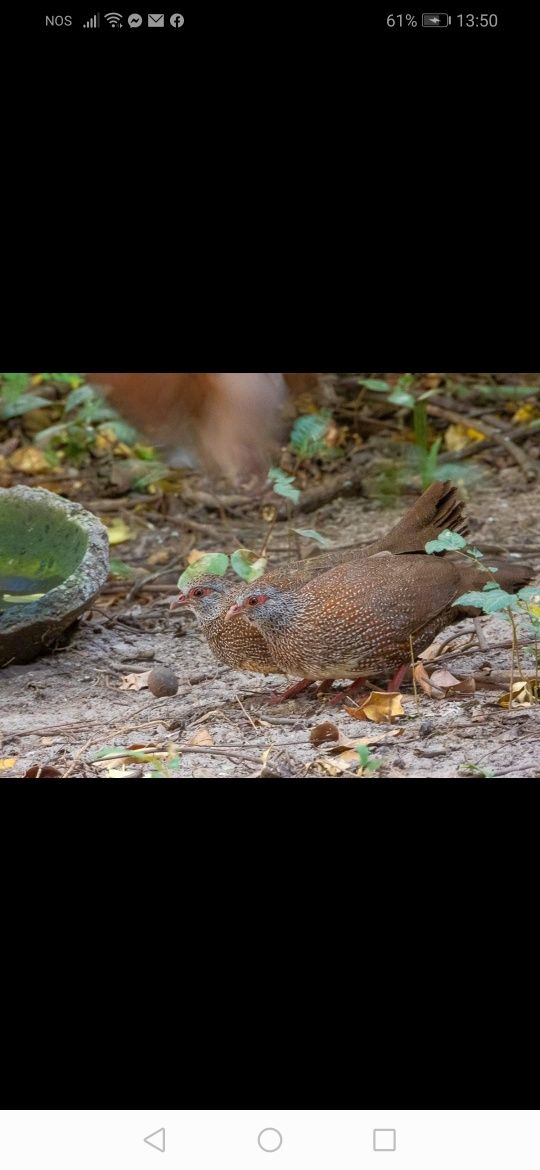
[[147, 666, 178, 697]]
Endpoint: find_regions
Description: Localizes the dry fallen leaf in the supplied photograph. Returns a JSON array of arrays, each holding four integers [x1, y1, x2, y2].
[[498, 679, 539, 708], [431, 668, 463, 688], [414, 661, 444, 699], [346, 690, 405, 722], [147, 549, 172, 566], [187, 549, 206, 565], [444, 422, 486, 451], [511, 403, 539, 424], [414, 662, 475, 699], [430, 669, 476, 695], [103, 517, 134, 545], [24, 764, 63, 778], [310, 721, 340, 746], [315, 757, 348, 776], [187, 728, 214, 747], [119, 670, 152, 691], [8, 446, 52, 474], [331, 749, 363, 769], [0, 757, 17, 770]]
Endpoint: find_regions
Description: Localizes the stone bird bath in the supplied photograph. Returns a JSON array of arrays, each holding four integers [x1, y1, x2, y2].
[[0, 485, 109, 667]]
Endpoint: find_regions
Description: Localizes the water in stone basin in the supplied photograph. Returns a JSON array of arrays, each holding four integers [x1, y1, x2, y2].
[[0, 573, 65, 602]]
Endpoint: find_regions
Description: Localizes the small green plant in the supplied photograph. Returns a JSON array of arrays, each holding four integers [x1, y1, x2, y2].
[[425, 530, 540, 705], [0, 372, 145, 465], [230, 549, 268, 583], [459, 761, 496, 778], [355, 743, 384, 776], [267, 466, 300, 503], [177, 553, 230, 591], [0, 372, 51, 419], [289, 411, 343, 460], [357, 376, 475, 489]]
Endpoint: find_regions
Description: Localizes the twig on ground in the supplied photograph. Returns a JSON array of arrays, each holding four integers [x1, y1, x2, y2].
[[63, 737, 95, 779], [235, 694, 261, 733], [473, 617, 489, 651]]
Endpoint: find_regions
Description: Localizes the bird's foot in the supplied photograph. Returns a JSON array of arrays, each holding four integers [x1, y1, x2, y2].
[[269, 678, 315, 704], [329, 677, 367, 705]]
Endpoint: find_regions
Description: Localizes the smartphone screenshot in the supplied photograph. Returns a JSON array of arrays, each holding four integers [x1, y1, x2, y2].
[[1, 1111, 539, 1168], [1, 370, 539, 780]]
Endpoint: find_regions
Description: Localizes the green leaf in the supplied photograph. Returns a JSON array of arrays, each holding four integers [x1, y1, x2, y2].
[[91, 746, 161, 763], [356, 744, 370, 767], [231, 548, 268, 582], [517, 586, 540, 603], [454, 588, 519, 614], [267, 467, 300, 504], [132, 463, 169, 489], [0, 373, 31, 401], [473, 383, 540, 399], [0, 394, 51, 419], [420, 437, 442, 487], [63, 385, 95, 412], [483, 580, 500, 590], [34, 421, 69, 446], [293, 528, 333, 547], [133, 443, 157, 460], [76, 401, 119, 424], [177, 553, 229, 590], [98, 419, 139, 444], [108, 559, 135, 578], [388, 388, 415, 408], [433, 463, 483, 485], [365, 758, 384, 774], [425, 529, 467, 554], [358, 379, 390, 392], [289, 412, 332, 457]]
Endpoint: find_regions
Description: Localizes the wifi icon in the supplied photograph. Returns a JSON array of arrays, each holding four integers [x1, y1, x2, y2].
[[104, 12, 123, 25]]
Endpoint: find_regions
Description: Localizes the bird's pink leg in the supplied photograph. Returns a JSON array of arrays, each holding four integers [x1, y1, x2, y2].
[[388, 663, 408, 692], [269, 678, 315, 704], [328, 677, 367, 705]]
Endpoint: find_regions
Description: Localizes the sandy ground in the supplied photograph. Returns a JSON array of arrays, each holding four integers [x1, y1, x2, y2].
[[2, 467, 539, 779]]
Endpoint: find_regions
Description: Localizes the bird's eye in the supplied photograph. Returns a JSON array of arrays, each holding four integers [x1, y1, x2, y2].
[[192, 587, 204, 598], [247, 597, 259, 606]]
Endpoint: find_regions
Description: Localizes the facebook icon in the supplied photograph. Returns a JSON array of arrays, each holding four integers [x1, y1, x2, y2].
[[170, 13, 185, 26]]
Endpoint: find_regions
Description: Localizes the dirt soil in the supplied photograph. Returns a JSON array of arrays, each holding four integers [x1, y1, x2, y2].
[[2, 466, 539, 780]]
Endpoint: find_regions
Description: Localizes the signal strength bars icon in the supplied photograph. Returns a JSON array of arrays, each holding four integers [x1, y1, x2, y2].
[[83, 12, 100, 26], [105, 12, 123, 25]]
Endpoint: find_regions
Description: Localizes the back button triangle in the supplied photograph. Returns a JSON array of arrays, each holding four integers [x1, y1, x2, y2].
[[144, 1128, 166, 1153]]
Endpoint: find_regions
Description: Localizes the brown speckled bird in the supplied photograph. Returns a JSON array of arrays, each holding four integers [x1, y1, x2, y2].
[[170, 481, 469, 695], [226, 553, 534, 692]]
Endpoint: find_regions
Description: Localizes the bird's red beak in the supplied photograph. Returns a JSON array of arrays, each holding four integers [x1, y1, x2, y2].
[[170, 593, 188, 611], [225, 603, 243, 621]]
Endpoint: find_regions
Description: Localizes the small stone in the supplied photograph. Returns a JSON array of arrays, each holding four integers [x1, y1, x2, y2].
[[147, 666, 178, 697]]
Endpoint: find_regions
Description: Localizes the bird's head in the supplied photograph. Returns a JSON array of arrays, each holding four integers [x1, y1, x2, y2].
[[170, 577, 229, 625], [225, 584, 293, 632]]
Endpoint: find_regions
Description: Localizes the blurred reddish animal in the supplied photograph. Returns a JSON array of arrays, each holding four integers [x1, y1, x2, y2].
[[87, 372, 320, 477]]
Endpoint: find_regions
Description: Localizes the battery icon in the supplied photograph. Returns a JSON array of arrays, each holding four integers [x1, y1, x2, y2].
[[422, 12, 450, 25]]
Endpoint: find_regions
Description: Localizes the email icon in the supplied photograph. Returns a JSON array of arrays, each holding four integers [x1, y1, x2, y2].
[[148, 13, 164, 25]]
